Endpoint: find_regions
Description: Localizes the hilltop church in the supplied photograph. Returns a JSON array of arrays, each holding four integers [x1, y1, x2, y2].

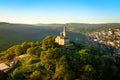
[[55, 26, 70, 46]]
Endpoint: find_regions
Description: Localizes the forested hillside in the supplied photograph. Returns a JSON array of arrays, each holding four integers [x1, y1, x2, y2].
[[0, 36, 120, 80], [1, 22, 120, 51], [36, 23, 120, 34], [0, 22, 86, 51]]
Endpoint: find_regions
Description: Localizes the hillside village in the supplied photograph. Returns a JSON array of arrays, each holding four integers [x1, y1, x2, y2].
[[88, 28, 120, 54]]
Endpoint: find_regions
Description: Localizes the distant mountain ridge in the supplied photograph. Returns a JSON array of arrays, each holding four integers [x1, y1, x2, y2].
[[36, 23, 120, 34]]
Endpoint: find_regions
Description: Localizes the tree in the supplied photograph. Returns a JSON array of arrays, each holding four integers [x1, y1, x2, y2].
[[34, 47, 42, 57], [30, 70, 42, 80], [79, 49, 92, 64], [4, 52, 16, 60], [82, 64, 96, 80], [40, 48, 61, 71], [11, 68, 25, 80], [98, 55, 114, 80], [30, 42, 35, 47], [27, 47, 41, 56], [30, 70, 50, 80], [54, 56, 73, 80], [27, 47, 36, 56], [15, 45, 24, 56], [0, 70, 7, 80], [35, 41, 41, 46], [42, 36, 56, 50], [26, 57, 40, 64], [21, 42, 30, 53]]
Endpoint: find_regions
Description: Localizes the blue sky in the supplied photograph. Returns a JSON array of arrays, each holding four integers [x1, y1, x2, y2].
[[0, 0, 120, 24]]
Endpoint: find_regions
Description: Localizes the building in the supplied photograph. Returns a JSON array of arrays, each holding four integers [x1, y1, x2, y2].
[[55, 26, 70, 46]]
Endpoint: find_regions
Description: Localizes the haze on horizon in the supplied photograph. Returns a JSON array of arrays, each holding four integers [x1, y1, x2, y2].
[[0, 0, 120, 24]]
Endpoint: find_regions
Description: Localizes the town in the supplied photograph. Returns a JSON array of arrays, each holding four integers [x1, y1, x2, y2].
[[88, 28, 120, 55]]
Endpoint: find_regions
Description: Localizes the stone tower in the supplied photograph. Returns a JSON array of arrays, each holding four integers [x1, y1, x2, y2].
[[55, 26, 70, 46], [63, 26, 67, 37]]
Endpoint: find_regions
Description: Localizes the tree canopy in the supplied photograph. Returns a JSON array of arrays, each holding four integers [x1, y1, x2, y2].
[[0, 36, 120, 80]]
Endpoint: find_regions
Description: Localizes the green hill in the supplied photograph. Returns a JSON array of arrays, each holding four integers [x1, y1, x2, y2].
[[0, 22, 86, 51], [0, 22, 120, 51], [0, 36, 120, 80]]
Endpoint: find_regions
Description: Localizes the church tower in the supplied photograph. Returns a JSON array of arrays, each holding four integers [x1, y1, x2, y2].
[[55, 26, 70, 46], [63, 26, 67, 37]]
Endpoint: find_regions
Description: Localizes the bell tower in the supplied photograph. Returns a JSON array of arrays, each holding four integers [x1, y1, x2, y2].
[[63, 26, 67, 37]]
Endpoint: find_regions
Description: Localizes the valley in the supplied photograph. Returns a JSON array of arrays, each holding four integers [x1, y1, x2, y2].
[[1, 22, 120, 80], [1, 22, 120, 52]]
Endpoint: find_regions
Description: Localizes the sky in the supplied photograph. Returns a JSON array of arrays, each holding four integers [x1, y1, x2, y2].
[[0, 0, 120, 24]]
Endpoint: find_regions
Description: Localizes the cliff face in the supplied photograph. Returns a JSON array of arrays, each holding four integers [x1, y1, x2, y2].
[[88, 28, 120, 54]]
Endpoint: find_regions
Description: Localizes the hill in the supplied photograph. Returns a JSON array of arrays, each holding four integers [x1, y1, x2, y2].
[[0, 22, 120, 51], [0, 36, 120, 80], [36, 23, 120, 34]]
